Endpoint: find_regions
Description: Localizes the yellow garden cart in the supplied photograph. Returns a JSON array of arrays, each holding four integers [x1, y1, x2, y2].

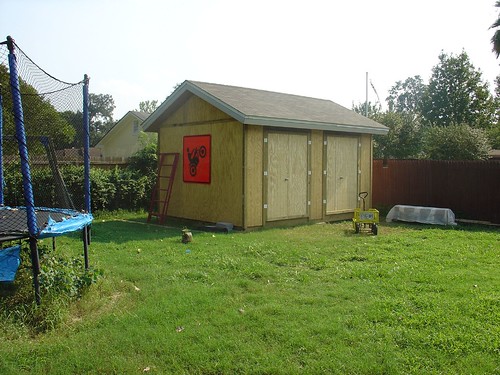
[[352, 192, 379, 235]]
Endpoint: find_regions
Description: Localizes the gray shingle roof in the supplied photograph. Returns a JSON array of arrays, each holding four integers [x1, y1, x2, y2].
[[143, 80, 388, 135]]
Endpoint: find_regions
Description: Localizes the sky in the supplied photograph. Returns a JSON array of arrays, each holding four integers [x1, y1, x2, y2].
[[2, 0, 499, 121]]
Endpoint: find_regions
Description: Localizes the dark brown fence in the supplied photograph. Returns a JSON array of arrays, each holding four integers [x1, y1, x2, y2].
[[373, 159, 500, 223]]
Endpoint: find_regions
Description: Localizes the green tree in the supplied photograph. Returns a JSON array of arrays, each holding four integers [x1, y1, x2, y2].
[[386, 76, 426, 115], [352, 101, 382, 118], [0, 64, 75, 144], [89, 93, 115, 145], [491, 1, 500, 57], [423, 124, 491, 160], [59, 110, 84, 148], [421, 51, 495, 129], [373, 112, 423, 159], [353, 100, 422, 159], [138, 100, 158, 114]]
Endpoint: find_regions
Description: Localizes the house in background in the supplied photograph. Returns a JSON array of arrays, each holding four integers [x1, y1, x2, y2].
[[142, 80, 388, 229], [94, 111, 155, 161]]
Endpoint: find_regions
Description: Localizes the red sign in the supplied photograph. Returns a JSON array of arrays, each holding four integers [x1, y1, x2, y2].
[[183, 135, 211, 183]]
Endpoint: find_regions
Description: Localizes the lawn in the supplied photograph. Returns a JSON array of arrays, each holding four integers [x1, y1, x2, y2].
[[1, 212, 499, 374]]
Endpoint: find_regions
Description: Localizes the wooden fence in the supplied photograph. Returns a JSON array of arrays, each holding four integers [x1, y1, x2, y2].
[[372, 159, 500, 223]]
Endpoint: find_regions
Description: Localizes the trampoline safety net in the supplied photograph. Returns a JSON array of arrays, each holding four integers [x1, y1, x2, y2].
[[0, 36, 91, 239]]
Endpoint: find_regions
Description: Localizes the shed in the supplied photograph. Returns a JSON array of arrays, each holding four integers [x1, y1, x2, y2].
[[142, 80, 388, 229], [95, 111, 155, 161]]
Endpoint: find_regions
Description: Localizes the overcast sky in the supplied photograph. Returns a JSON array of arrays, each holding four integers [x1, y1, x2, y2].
[[2, 0, 499, 120]]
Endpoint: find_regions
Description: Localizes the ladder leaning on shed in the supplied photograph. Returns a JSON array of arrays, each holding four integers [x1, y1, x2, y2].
[[147, 153, 179, 224]]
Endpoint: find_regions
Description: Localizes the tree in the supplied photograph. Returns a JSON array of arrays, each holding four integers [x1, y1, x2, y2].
[[487, 74, 500, 148], [373, 112, 423, 159], [89, 93, 115, 145], [423, 124, 491, 160], [386, 76, 426, 115], [351, 101, 382, 119], [0, 64, 76, 145], [491, 1, 500, 57], [59, 110, 84, 148], [420, 51, 495, 129], [138, 100, 158, 114]]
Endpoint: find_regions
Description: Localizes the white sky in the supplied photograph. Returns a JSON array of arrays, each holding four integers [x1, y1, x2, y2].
[[2, 0, 499, 120]]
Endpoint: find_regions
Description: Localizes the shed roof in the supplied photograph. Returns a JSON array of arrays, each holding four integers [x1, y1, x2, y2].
[[143, 80, 388, 135]]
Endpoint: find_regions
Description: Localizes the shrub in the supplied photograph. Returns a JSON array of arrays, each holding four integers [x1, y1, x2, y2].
[[423, 124, 492, 160], [0, 242, 102, 333], [2, 142, 157, 212]]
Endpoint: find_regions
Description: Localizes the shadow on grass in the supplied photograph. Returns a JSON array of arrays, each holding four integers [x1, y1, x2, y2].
[[382, 219, 499, 234], [85, 220, 182, 244]]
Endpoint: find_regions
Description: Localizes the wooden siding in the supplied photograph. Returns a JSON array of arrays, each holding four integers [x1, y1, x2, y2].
[[244, 125, 263, 228], [309, 130, 323, 220], [359, 134, 373, 208], [158, 96, 243, 226], [166, 95, 233, 124], [325, 135, 359, 213], [266, 132, 308, 221]]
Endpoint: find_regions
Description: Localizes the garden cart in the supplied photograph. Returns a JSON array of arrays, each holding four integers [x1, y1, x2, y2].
[[352, 192, 379, 235]]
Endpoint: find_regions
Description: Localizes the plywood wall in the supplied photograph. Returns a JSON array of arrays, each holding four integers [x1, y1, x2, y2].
[[309, 130, 323, 220], [359, 134, 373, 207], [325, 135, 359, 213], [158, 96, 244, 226], [244, 125, 263, 228], [265, 132, 308, 221]]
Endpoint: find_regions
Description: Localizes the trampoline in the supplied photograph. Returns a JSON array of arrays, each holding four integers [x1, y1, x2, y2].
[[0, 206, 93, 241], [0, 36, 92, 304]]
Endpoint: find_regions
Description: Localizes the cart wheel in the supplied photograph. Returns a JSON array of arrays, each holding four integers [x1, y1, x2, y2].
[[371, 223, 378, 235], [355, 223, 361, 234]]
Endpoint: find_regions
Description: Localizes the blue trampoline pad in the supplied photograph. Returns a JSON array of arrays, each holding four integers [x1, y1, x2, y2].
[[0, 206, 93, 240]]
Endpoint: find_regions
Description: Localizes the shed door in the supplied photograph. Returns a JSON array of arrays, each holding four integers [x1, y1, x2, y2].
[[267, 132, 308, 221], [326, 135, 359, 213]]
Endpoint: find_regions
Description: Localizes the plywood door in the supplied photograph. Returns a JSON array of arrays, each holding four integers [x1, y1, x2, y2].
[[326, 136, 359, 213], [267, 132, 308, 221]]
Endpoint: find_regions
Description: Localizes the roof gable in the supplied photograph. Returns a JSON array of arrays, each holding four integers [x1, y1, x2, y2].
[[95, 110, 149, 147], [143, 81, 388, 135]]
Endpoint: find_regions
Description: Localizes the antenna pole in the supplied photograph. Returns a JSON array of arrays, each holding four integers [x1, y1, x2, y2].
[[365, 72, 369, 117]]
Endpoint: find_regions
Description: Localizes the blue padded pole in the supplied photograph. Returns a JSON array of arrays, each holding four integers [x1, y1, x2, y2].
[[0, 84, 4, 205], [83, 74, 91, 213], [7, 36, 38, 236]]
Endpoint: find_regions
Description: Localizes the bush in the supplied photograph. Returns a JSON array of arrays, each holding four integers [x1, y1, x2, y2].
[[0, 242, 102, 333], [108, 168, 149, 210], [2, 143, 157, 212], [423, 124, 492, 160]]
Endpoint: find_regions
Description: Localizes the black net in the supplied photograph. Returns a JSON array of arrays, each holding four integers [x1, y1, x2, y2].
[[0, 38, 88, 217]]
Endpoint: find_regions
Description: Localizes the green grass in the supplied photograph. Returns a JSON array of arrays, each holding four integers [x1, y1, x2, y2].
[[1, 212, 499, 374]]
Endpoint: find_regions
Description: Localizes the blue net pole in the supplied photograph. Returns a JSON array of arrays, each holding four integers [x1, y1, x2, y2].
[[83, 74, 91, 213], [7, 36, 38, 236], [0, 85, 4, 205]]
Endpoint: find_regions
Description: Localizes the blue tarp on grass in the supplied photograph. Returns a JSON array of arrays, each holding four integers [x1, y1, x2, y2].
[[0, 245, 21, 282]]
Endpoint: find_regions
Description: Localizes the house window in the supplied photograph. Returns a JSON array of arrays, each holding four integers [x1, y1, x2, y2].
[[133, 120, 139, 134]]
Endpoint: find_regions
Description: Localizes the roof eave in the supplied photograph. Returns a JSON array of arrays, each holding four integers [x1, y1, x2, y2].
[[244, 116, 389, 135]]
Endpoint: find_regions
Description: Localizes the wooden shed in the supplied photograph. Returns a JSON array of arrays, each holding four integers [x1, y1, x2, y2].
[[142, 81, 388, 229]]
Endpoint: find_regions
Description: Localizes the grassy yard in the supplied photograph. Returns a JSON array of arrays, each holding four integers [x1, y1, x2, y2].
[[1, 212, 499, 374]]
